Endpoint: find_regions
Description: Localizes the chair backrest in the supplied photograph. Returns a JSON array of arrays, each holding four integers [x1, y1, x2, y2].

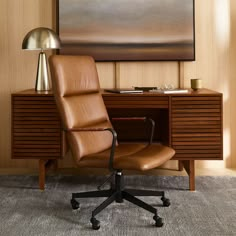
[[49, 55, 113, 162]]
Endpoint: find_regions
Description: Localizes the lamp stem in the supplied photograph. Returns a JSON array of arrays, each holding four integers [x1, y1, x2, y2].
[[35, 51, 51, 91]]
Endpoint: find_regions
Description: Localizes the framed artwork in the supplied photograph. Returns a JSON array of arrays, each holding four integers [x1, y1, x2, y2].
[[57, 0, 195, 61]]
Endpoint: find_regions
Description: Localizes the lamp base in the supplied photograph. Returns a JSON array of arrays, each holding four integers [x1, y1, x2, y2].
[[35, 52, 51, 91]]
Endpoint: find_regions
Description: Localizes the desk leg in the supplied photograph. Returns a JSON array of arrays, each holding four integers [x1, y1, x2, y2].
[[182, 160, 195, 191], [178, 161, 184, 171], [39, 160, 46, 190], [39, 159, 58, 190]]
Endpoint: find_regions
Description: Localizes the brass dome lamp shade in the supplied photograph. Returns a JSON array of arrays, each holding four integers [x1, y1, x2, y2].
[[22, 27, 61, 91]]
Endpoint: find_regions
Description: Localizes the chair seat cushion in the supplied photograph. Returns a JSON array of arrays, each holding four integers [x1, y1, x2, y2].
[[77, 143, 175, 171]]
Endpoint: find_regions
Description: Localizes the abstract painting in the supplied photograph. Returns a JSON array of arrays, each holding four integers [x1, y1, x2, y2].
[[58, 0, 195, 61]]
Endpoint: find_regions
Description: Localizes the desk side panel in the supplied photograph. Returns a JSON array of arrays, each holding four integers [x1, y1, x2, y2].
[[11, 94, 63, 159], [171, 95, 223, 160]]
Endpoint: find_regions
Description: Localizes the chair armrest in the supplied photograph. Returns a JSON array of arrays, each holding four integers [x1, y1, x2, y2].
[[111, 117, 155, 144], [64, 127, 117, 172]]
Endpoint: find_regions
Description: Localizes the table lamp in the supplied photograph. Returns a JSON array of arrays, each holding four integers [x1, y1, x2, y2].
[[22, 27, 61, 91]]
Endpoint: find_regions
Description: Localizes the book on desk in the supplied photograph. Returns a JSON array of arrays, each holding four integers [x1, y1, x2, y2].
[[105, 88, 189, 94], [133, 86, 189, 94], [104, 89, 143, 94], [149, 88, 189, 94]]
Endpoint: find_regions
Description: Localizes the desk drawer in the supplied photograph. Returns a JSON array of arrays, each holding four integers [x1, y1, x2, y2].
[[12, 95, 63, 159], [103, 95, 168, 108], [171, 96, 223, 160]]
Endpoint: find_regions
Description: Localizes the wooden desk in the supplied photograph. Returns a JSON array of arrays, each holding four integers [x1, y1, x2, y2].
[[11, 90, 63, 189], [11, 89, 223, 190]]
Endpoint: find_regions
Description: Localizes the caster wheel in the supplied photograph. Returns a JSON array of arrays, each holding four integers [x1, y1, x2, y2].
[[161, 197, 170, 207], [71, 198, 80, 210], [90, 217, 100, 230], [153, 215, 163, 227]]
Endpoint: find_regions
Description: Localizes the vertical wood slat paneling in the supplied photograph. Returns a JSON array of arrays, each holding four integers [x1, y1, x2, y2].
[[230, 0, 236, 168], [183, 0, 231, 168], [117, 62, 179, 89], [0, 0, 234, 169]]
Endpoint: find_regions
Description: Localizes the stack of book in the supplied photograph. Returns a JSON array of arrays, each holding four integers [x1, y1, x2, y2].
[[149, 88, 189, 94], [104, 89, 143, 94], [105, 87, 189, 94]]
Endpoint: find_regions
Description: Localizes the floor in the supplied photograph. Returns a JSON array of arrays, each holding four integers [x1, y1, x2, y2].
[[0, 167, 236, 176]]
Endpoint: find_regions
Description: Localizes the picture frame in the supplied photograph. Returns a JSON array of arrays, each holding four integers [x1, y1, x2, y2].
[[57, 0, 195, 61]]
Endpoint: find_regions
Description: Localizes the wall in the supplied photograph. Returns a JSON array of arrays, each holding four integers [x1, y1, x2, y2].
[[230, 0, 236, 168], [0, 0, 235, 170], [183, 0, 231, 168]]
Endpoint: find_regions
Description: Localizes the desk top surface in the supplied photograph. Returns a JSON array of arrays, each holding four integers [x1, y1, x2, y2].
[[102, 88, 222, 97], [13, 88, 222, 97]]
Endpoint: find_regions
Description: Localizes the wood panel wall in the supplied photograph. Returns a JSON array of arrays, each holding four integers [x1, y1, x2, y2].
[[230, 0, 236, 168], [0, 0, 235, 170]]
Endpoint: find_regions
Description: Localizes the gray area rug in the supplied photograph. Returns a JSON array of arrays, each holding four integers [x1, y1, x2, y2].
[[0, 175, 235, 236]]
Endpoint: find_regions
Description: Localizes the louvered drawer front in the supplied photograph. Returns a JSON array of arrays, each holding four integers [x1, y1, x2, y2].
[[12, 95, 62, 159], [171, 96, 223, 160]]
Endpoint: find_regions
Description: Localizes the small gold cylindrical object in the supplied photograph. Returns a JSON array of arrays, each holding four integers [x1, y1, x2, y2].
[[191, 78, 202, 91]]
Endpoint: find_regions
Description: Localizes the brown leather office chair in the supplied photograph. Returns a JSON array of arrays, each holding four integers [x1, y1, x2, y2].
[[49, 55, 175, 230]]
